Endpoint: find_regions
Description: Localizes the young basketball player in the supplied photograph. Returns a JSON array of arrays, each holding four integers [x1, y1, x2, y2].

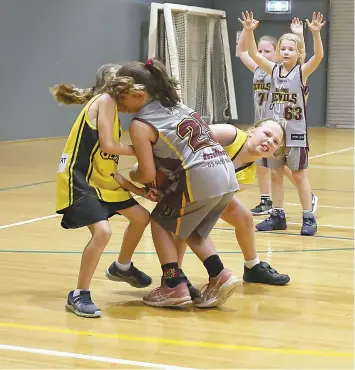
[[51, 64, 152, 318], [239, 11, 326, 236], [115, 119, 291, 300], [172, 119, 290, 298], [117, 58, 241, 308], [237, 18, 318, 216]]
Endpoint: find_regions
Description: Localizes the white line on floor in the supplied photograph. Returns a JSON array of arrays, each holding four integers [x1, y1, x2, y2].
[[0, 214, 60, 230], [0, 344, 197, 370], [309, 147, 355, 160], [284, 202, 354, 210], [253, 219, 354, 230]]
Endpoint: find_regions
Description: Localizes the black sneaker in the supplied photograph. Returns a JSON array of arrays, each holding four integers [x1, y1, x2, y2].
[[243, 262, 290, 285], [311, 193, 318, 214], [301, 214, 317, 236], [105, 262, 152, 288], [250, 200, 273, 216], [66, 290, 101, 318], [256, 209, 287, 231], [179, 269, 201, 301]]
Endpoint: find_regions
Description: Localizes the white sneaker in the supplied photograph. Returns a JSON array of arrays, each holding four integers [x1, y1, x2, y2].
[[311, 194, 318, 215]]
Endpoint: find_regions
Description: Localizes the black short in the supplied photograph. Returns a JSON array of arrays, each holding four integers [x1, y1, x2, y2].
[[57, 195, 138, 229]]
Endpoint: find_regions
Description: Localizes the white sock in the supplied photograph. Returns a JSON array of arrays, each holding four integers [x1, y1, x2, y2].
[[73, 289, 88, 297], [245, 256, 260, 269], [115, 261, 131, 271]]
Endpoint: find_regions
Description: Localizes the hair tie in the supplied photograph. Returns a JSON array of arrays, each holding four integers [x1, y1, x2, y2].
[[145, 58, 154, 71]]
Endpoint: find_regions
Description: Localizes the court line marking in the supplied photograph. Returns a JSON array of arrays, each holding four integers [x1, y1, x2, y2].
[[0, 180, 55, 191], [284, 202, 354, 210], [0, 322, 352, 359], [252, 219, 354, 230], [0, 214, 60, 230], [308, 146, 354, 159], [0, 344, 196, 370]]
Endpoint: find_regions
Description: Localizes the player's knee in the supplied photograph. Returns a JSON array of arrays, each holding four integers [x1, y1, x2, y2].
[[233, 202, 253, 228], [92, 224, 112, 245], [131, 206, 151, 228]]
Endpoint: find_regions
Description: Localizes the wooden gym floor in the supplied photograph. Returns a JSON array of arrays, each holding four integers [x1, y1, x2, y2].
[[0, 127, 353, 369]]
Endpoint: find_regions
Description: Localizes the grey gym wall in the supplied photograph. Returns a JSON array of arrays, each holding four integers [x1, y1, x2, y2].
[[213, 0, 329, 127], [326, 0, 354, 128], [0, 0, 212, 142]]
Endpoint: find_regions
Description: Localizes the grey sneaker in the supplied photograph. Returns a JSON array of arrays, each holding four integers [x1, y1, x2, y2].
[[66, 290, 101, 318], [105, 262, 152, 288], [301, 214, 317, 236]]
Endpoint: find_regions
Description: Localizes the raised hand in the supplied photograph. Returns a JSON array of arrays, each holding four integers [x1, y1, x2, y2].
[[290, 17, 304, 35], [306, 12, 326, 33], [238, 11, 259, 31]]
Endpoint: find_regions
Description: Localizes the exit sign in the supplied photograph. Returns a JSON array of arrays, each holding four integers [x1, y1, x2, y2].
[[265, 0, 291, 14]]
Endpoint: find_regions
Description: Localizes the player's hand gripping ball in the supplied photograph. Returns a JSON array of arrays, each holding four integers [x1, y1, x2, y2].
[[132, 162, 168, 189]]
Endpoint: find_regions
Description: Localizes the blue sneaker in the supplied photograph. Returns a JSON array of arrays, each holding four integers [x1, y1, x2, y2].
[[256, 209, 287, 231], [301, 214, 317, 236], [66, 290, 101, 318], [105, 262, 152, 288]]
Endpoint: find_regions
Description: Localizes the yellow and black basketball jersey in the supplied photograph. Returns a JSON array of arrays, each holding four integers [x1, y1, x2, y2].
[[56, 94, 132, 212], [223, 127, 256, 186]]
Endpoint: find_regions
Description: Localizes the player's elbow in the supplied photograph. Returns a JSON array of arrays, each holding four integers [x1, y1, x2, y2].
[[99, 139, 112, 154], [129, 167, 156, 185]]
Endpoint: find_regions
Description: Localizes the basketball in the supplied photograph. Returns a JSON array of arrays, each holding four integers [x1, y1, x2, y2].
[[132, 162, 168, 189]]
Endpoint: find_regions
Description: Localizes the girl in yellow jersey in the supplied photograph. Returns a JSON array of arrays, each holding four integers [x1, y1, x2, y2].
[[51, 64, 153, 318]]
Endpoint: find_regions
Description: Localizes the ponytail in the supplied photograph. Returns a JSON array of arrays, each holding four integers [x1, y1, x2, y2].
[[117, 58, 181, 107], [145, 58, 180, 107], [50, 84, 94, 105], [50, 63, 124, 105]]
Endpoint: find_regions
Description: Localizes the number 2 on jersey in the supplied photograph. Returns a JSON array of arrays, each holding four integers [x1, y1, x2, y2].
[[177, 112, 217, 153]]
